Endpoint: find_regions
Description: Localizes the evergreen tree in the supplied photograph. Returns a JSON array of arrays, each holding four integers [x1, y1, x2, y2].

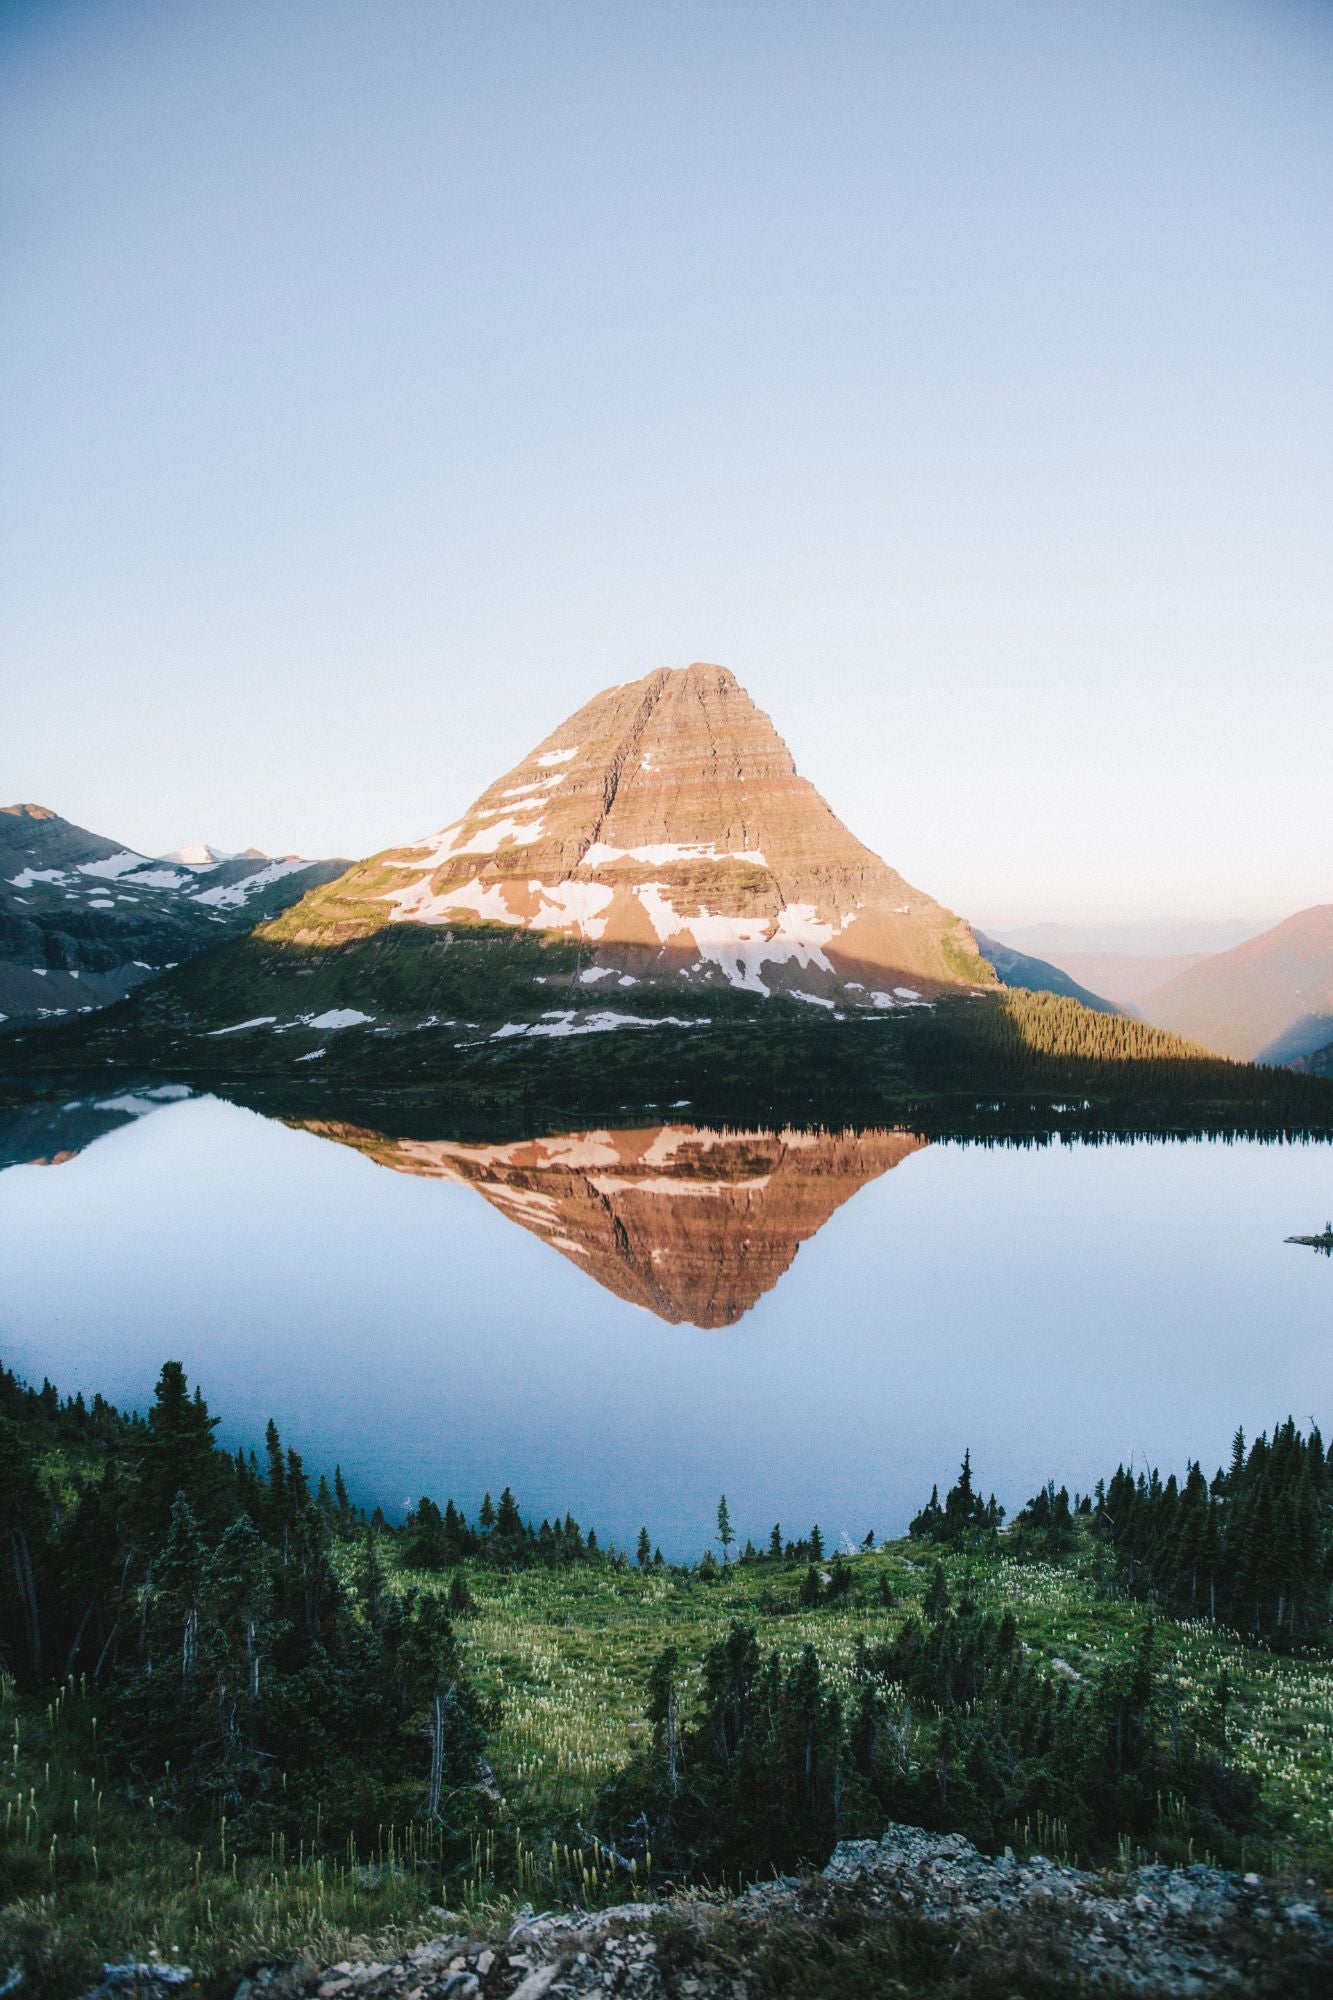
[[134, 1361, 226, 1544], [495, 1486, 523, 1544], [924, 1562, 951, 1622]]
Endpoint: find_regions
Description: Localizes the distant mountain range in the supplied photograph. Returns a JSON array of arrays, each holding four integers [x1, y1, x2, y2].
[[1137, 906, 1333, 1064], [995, 910, 1333, 1065], [989, 915, 1333, 1061], [4, 668, 1326, 1078], [0, 803, 345, 1022], [992, 919, 1273, 959], [985, 920, 1274, 1010]]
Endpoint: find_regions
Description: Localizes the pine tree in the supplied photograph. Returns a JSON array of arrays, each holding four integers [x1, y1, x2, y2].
[[135, 1362, 225, 1544], [636, 1527, 651, 1568], [647, 1644, 684, 1792], [495, 1487, 523, 1543], [264, 1418, 287, 1543], [155, 1493, 208, 1682], [404, 1496, 450, 1570], [924, 1562, 951, 1622], [202, 1516, 274, 1703], [716, 1495, 734, 1563]]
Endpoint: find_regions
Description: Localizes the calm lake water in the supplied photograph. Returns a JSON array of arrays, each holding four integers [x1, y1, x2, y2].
[[1, 1090, 1329, 1557]]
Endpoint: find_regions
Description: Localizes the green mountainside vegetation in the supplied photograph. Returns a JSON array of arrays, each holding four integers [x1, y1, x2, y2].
[[3, 1363, 1332, 1995], [8, 983, 1333, 1140]]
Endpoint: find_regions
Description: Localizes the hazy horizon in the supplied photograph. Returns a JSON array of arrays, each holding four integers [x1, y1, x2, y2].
[[5, 1, 1331, 927]]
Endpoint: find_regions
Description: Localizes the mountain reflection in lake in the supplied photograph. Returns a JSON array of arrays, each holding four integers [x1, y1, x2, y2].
[[0, 1091, 1329, 1555], [296, 1122, 926, 1326]]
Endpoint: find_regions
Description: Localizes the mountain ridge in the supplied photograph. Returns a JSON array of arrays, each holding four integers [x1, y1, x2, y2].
[[972, 932, 1118, 1014], [0, 802, 346, 1022], [1140, 904, 1333, 1063]]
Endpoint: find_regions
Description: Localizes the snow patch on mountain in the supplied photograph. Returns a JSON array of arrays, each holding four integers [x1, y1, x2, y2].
[[9, 868, 68, 889], [447, 814, 547, 857], [489, 1010, 710, 1041], [191, 858, 312, 908], [532, 880, 615, 935], [632, 888, 847, 994], [77, 851, 150, 881]]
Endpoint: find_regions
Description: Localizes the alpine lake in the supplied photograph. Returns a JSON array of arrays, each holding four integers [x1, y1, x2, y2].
[[2, 1076, 1329, 1557]]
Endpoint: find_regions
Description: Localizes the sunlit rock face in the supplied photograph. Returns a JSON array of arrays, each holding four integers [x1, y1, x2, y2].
[[280, 663, 990, 1008], [298, 1121, 927, 1326]]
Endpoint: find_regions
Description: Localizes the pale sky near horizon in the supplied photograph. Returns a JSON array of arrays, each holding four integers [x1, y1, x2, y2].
[[3, 0, 1330, 927]]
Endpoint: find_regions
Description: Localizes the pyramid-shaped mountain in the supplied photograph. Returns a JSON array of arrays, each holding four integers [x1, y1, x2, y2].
[[295, 1119, 927, 1326], [270, 663, 992, 1014]]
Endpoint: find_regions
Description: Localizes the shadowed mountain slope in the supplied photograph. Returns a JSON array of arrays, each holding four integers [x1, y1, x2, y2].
[[1141, 905, 1333, 1063], [1296, 1037, 1333, 1080], [973, 933, 1117, 1013], [0, 803, 344, 1021]]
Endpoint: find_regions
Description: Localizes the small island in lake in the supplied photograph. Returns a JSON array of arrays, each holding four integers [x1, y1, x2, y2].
[[1286, 1222, 1333, 1254]]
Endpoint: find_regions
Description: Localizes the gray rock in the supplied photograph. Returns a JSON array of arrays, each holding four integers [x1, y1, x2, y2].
[[286, 1821, 1332, 2000]]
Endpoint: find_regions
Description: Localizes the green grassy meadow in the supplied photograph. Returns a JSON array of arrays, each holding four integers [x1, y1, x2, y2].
[[5, 1533, 1331, 1996]]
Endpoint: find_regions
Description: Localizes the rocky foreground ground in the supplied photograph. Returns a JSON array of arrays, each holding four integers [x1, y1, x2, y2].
[[84, 1825, 1333, 2000]]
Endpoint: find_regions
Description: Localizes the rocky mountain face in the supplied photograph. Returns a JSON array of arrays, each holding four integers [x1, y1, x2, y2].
[[1140, 904, 1333, 1063], [298, 1120, 925, 1325], [261, 662, 994, 1027], [0, 803, 345, 1023]]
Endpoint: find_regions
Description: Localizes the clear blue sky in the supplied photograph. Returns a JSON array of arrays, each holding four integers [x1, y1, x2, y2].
[[4, 0, 1330, 925]]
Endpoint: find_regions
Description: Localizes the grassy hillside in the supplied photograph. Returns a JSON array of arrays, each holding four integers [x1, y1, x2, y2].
[[10, 980, 1333, 1139], [6, 1534, 1332, 1995], [3, 1365, 1333, 1995]]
